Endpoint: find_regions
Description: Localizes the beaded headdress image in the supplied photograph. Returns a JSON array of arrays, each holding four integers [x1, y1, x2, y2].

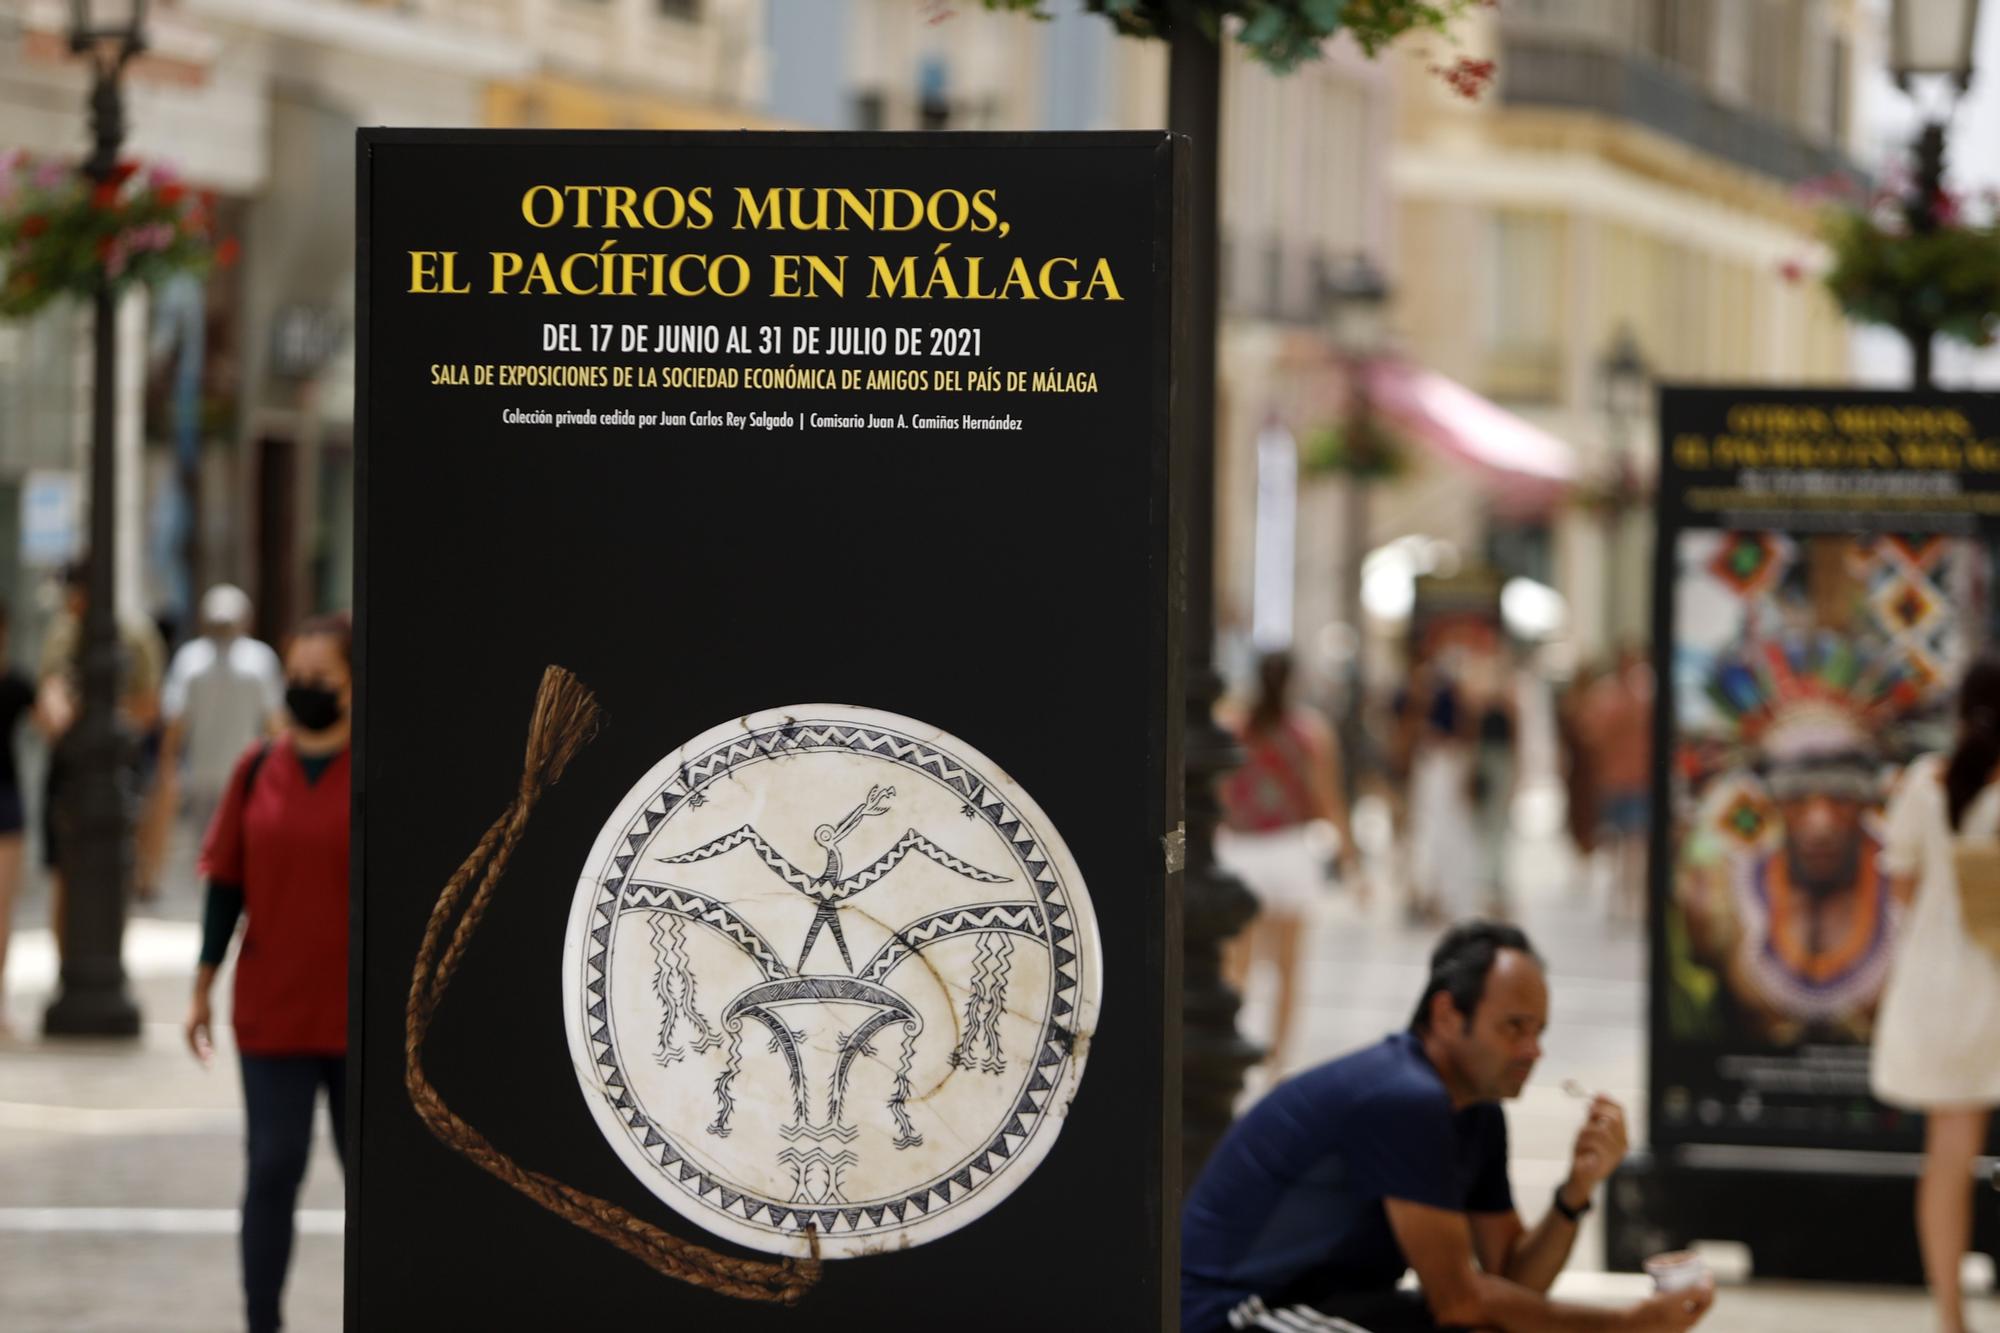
[[1667, 533, 1989, 1045]]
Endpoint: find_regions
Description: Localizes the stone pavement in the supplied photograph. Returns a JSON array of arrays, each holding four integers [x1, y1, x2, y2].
[[0, 818, 343, 1333], [0, 800, 1985, 1330]]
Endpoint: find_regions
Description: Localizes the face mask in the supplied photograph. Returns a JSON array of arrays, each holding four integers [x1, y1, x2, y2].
[[286, 683, 345, 732]]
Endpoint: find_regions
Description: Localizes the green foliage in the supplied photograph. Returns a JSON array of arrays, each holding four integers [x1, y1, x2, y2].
[[1818, 200, 2000, 349], [0, 152, 226, 319], [1300, 418, 1408, 480], [980, 0, 1487, 70]]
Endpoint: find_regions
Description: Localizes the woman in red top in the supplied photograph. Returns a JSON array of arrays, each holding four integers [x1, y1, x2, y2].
[[184, 613, 351, 1333], [1217, 652, 1359, 1068]]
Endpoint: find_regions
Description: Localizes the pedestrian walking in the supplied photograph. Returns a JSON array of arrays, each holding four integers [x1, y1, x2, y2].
[[37, 558, 166, 942], [0, 605, 40, 1034], [1872, 653, 2000, 1333], [161, 584, 285, 846], [1404, 648, 1483, 924], [1556, 663, 1602, 892], [1467, 647, 1519, 917], [1217, 651, 1359, 1068], [184, 612, 351, 1333], [1583, 646, 1653, 920]]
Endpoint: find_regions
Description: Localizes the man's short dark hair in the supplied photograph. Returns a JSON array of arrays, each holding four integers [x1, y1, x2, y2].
[[1409, 920, 1541, 1034]]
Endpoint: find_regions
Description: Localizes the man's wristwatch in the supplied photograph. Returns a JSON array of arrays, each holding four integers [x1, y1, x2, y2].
[[1553, 1184, 1592, 1223]]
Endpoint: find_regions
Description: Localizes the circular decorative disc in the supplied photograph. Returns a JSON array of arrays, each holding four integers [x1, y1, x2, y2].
[[562, 704, 1101, 1258]]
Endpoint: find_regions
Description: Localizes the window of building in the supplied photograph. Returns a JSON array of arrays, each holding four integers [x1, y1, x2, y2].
[[656, 0, 700, 19], [918, 55, 951, 130], [1483, 210, 1563, 402]]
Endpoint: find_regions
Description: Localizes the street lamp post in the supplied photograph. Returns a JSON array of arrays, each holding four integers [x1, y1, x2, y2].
[[43, 0, 147, 1038], [1890, 0, 1984, 389], [1596, 326, 1649, 656], [1323, 254, 1391, 801], [1170, 7, 1263, 1190]]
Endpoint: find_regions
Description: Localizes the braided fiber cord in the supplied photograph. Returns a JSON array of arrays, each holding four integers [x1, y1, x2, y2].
[[402, 666, 822, 1304]]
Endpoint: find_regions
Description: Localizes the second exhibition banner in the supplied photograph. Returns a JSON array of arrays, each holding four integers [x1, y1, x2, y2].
[[1651, 387, 2000, 1155]]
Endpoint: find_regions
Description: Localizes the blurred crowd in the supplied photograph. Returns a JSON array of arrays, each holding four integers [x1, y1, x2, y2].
[[1215, 636, 1659, 1073]]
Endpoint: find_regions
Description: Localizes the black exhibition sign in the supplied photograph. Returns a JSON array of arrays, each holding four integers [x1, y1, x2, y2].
[[351, 130, 1184, 1329]]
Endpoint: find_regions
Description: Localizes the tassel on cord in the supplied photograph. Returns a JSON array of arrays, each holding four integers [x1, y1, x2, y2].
[[402, 665, 822, 1304]]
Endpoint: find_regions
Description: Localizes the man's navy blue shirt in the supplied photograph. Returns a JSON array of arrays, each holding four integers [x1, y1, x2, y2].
[[1180, 1032, 1513, 1333]]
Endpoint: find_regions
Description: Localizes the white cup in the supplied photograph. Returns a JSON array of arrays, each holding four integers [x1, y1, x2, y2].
[[1644, 1250, 1711, 1293]]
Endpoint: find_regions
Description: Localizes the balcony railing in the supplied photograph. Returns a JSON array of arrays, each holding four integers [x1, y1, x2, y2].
[[1497, 36, 1857, 187]]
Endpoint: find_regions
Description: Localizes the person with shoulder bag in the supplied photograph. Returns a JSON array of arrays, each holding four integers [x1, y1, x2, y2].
[[184, 613, 352, 1333], [1872, 654, 2000, 1333]]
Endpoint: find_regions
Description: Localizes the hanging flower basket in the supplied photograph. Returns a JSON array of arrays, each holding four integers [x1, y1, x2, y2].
[[0, 151, 232, 319], [1803, 172, 2000, 350], [1300, 417, 1409, 481], [1565, 469, 1650, 516]]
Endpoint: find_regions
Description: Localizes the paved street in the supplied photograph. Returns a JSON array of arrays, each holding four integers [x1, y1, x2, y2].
[[0, 821, 344, 1333], [0, 798, 1985, 1330]]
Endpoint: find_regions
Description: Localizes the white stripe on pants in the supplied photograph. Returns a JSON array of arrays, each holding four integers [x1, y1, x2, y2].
[[1228, 1295, 1372, 1332]]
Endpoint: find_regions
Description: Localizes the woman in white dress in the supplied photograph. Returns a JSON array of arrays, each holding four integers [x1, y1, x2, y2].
[[1874, 655, 2000, 1333], [1403, 655, 1485, 923]]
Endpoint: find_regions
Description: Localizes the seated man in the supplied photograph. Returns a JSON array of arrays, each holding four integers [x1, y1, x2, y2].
[[1182, 921, 1715, 1333]]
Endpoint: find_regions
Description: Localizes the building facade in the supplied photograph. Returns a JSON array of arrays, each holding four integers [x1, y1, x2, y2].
[[766, 0, 1398, 704], [1391, 0, 1862, 661], [2, 0, 768, 650]]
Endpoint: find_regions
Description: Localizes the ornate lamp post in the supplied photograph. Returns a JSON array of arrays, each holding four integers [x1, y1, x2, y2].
[[1323, 254, 1391, 801], [1170, 4, 1262, 1189], [1595, 326, 1650, 656], [1890, 0, 1984, 388], [44, 0, 148, 1037]]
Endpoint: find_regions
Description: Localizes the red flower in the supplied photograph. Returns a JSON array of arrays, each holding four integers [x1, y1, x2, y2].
[[19, 214, 47, 238], [91, 181, 121, 209], [1778, 258, 1806, 284], [96, 235, 116, 259], [215, 235, 240, 268], [157, 183, 185, 206], [1430, 56, 1497, 100], [108, 160, 138, 186]]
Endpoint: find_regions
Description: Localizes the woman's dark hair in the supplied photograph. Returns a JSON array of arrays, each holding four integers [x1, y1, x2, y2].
[[1247, 651, 1293, 736], [291, 610, 353, 667], [1409, 920, 1540, 1033], [1946, 653, 2000, 829]]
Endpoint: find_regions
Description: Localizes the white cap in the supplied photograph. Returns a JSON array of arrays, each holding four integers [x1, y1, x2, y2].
[[200, 583, 252, 630]]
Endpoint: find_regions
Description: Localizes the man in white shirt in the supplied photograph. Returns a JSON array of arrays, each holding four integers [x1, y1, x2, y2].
[[161, 584, 284, 838]]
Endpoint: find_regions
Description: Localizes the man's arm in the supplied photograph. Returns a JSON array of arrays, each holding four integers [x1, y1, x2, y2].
[[1387, 1198, 1711, 1333], [1470, 1190, 1582, 1294], [1478, 1092, 1628, 1292]]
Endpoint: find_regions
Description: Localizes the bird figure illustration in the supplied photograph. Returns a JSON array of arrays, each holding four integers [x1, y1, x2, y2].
[[654, 784, 1011, 973]]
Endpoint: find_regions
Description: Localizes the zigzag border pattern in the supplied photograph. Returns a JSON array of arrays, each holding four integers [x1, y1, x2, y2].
[[860, 901, 1048, 984], [619, 881, 791, 980], [580, 717, 1085, 1239]]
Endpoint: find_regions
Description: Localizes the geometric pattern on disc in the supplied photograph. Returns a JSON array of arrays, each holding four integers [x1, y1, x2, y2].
[[562, 704, 1101, 1258]]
